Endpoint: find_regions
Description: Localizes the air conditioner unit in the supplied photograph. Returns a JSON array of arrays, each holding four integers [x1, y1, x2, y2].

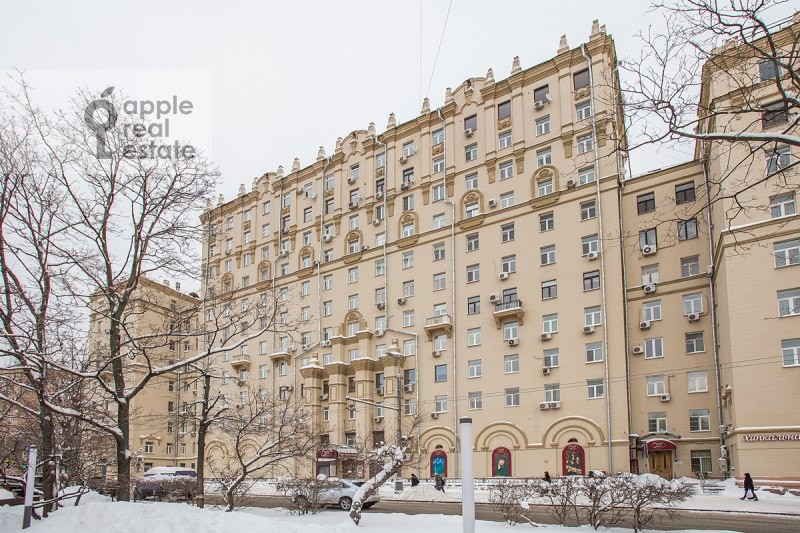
[[349, 201, 359, 209], [399, 155, 408, 164], [566, 179, 576, 188], [539, 402, 550, 410], [642, 244, 657, 256], [687, 312, 700, 322], [373, 416, 384, 423], [301, 344, 309, 351], [587, 251, 599, 260], [321, 340, 332, 347], [488, 198, 497, 208], [397, 297, 406, 305], [375, 191, 384, 200], [431, 412, 439, 419], [545, 93, 553, 102], [534, 100, 545, 110], [376, 388, 384, 396], [643, 284, 657, 294], [288, 345, 297, 353], [464, 128, 474, 138], [432, 350, 441, 358], [498, 272, 509, 280], [323, 234, 333, 242], [279, 250, 288, 257], [137, 456, 145, 462], [540, 332, 552, 341], [347, 176, 357, 184], [660, 393, 671, 402], [639, 321, 651, 330], [542, 367, 551, 376], [225, 248, 232, 255], [489, 293, 499, 302], [320, 393, 329, 401], [362, 245, 370, 251], [376, 302, 386, 310], [374, 328, 385, 337], [306, 191, 317, 199], [583, 325, 595, 334], [507, 338, 518, 346], [548, 401, 560, 409], [400, 182, 410, 190], [404, 383, 415, 393], [632, 345, 644, 355], [373, 218, 381, 226]]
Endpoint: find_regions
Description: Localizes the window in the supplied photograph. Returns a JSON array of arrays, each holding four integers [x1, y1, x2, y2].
[[544, 348, 559, 368], [467, 328, 481, 346], [576, 101, 592, 121], [466, 233, 479, 252], [587, 379, 604, 399], [401, 221, 415, 237], [348, 294, 359, 311], [375, 288, 386, 306], [683, 293, 703, 315], [763, 102, 789, 130], [580, 200, 596, 221], [642, 300, 661, 322], [432, 183, 445, 202], [646, 375, 666, 396], [501, 255, 516, 274], [498, 100, 511, 120], [323, 301, 332, 316], [782, 339, 800, 366], [433, 213, 446, 229], [576, 133, 593, 154], [348, 267, 359, 284], [573, 68, 590, 90], [539, 212, 554, 232], [324, 198, 335, 215], [465, 143, 478, 162], [434, 395, 448, 413], [402, 251, 415, 269], [499, 192, 514, 208], [536, 147, 552, 167], [404, 398, 417, 416], [468, 392, 483, 410], [675, 182, 696, 204], [375, 204, 385, 221], [759, 59, 782, 81], [583, 270, 600, 291], [376, 232, 386, 246], [681, 256, 700, 277], [467, 296, 480, 315], [323, 249, 334, 262], [774, 239, 800, 269], [778, 288, 800, 316], [501, 223, 515, 242], [432, 128, 445, 145], [540, 245, 556, 265], [403, 280, 415, 297], [144, 441, 154, 454], [533, 85, 549, 104], [690, 409, 711, 432], [537, 178, 554, 197], [637, 192, 655, 214], [544, 384, 560, 402], [434, 364, 447, 382], [466, 264, 480, 283], [586, 342, 603, 363], [649, 412, 668, 433], [465, 202, 480, 218], [505, 388, 520, 407], [468, 359, 482, 378], [499, 130, 512, 149], [262, 200, 271, 215], [536, 115, 551, 135], [542, 314, 558, 334], [767, 146, 791, 174], [465, 172, 478, 190], [691, 450, 712, 474], [639, 228, 657, 249], [504, 354, 519, 374], [503, 321, 519, 341], [582, 234, 599, 255], [433, 156, 445, 174], [678, 219, 698, 240], [433, 272, 447, 291], [499, 160, 514, 180], [403, 310, 415, 327], [644, 337, 664, 359], [688, 371, 708, 393], [375, 258, 386, 276], [642, 264, 659, 284], [584, 306, 601, 327], [770, 193, 796, 218], [541, 279, 557, 300], [685, 332, 705, 353]]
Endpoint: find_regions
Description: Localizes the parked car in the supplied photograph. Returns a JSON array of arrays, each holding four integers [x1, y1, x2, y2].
[[293, 479, 380, 511], [134, 467, 197, 501]]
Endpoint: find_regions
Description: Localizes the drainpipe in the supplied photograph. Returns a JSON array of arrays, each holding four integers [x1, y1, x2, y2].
[[437, 107, 459, 476], [373, 137, 390, 329], [582, 43, 614, 474], [318, 157, 332, 342], [701, 150, 725, 472]]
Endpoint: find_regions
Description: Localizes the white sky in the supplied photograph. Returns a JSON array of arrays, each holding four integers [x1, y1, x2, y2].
[[3, 0, 711, 203]]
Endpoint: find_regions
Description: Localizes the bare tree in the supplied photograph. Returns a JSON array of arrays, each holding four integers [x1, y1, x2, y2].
[[487, 478, 538, 526], [529, 475, 582, 527], [611, 475, 694, 532], [205, 387, 314, 512]]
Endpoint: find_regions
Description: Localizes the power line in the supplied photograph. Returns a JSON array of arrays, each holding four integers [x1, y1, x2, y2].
[[424, 0, 455, 100]]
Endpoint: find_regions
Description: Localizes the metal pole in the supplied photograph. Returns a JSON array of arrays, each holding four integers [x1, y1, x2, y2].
[[460, 417, 474, 533], [22, 444, 38, 529], [395, 352, 404, 493]]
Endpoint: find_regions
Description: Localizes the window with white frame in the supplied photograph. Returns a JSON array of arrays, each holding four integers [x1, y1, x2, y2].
[[649, 412, 668, 433], [646, 375, 666, 396], [466, 264, 480, 283], [375, 258, 386, 276], [688, 371, 708, 393], [323, 300, 332, 316], [643, 300, 662, 322], [466, 233, 479, 252], [541, 279, 557, 299], [681, 256, 700, 277], [434, 334, 447, 352], [322, 274, 333, 290], [586, 342, 603, 363], [582, 234, 599, 255], [584, 306, 601, 327], [434, 395, 448, 413], [464, 175, 479, 193], [434, 364, 447, 383], [576, 101, 592, 121], [543, 313, 558, 334], [689, 409, 711, 432], [767, 146, 791, 175], [770, 193, 796, 218], [504, 354, 519, 374], [642, 264, 659, 284], [501, 223, 515, 242], [402, 251, 414, 269], [678, 218, 698, 240], [465, 202, 480, 219], [259, 364, 268, 378], [685, 332, 705, 353], [639, 228, 657, 248], [587, 379, 604, 399], [537, 178, 554, 196], [544, 348, 559, 368], [541, 245, 556, 265], [401, 221, 415, 238], [782, 339, 800, 366], [544, 384, 560, 402], [467, 327, 481, 346], [500, 192, 514, 208], [577, 133, 594, 154], [540, 212, 554, 232], [465, 143, 478, 162], [645, 337, 664, 359], [778, 288, 800, 316], [433, 213, 446, 229], [376, 232, 386, 246], [499, 130, 513, 149], [774, 239, 800, 267], [580, 200, 596, 221], [503, 321, 519, 341], [403, 310, 415, 327], [499, 160, 514, 180], [583, 270, 600, 291], [468, 391, 483, 410], [683, 293, 703, 315], [404, 398, 417, 416], [433, 272, 447, 291], [537, 148, 552, 167], [348, 267, 359, 284], [468, 359, 482, 378], [433, 156, 445, 173], [505, 387, 520, 407], [536, 115, 551, 135], [402, 194, 414, 211], [579, 166, 596, 184], [501, 255, 516, 274], [433, 242, 445, 261], [432, 183, 445, 202]]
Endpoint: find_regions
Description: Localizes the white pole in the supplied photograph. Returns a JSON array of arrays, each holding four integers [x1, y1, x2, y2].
[[460, 417, 474, 533], [22, 444, 38, 529]]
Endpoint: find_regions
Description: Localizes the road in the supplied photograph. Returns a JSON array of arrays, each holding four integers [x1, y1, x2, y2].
[[208, 495, 800, 532]]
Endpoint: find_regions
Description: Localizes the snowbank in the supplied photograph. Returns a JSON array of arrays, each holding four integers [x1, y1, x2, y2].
[[0, 488, 16, 500]]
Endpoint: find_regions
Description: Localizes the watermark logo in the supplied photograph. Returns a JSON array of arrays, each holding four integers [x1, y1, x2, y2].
[[84, 86, 197, 159]]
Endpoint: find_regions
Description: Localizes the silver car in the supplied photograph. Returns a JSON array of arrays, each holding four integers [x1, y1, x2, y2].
[[294, 479, 380, 510]]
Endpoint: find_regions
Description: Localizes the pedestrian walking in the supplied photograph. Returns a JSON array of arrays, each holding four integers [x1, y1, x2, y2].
[[740, 473, 758, 501], [543, 471, 551, 483], [434, 474, 446, 493], [410, 473, 419, 487]]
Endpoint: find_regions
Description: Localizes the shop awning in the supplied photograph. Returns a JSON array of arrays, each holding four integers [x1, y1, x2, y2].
[[646, 439, 677, 451]]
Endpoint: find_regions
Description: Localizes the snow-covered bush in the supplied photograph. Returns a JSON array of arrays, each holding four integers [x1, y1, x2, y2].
[[487, 479, 537, 526], [276, 475, 339, 515]]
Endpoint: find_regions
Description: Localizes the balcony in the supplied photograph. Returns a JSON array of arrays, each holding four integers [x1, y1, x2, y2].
[[493, 299, 525, 328], [424, 313, 453, 340], [270, 350, 291, 364], [230, 353, 250, 369]]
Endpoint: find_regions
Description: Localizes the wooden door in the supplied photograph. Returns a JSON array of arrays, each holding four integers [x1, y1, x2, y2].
[[648, 451, 673, 478]]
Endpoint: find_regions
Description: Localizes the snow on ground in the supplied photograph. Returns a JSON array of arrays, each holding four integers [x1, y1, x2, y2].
[[0, 488, 15, 499]]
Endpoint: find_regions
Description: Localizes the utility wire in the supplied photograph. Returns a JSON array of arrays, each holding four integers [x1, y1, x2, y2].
[[425, 0, 455, 100]]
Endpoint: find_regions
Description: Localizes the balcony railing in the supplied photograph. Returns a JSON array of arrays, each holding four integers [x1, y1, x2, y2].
[[494, 299, 522, 312], [424, 313, 453, 340], [492, 299, 525, 328], [425, 314, 452, 327]]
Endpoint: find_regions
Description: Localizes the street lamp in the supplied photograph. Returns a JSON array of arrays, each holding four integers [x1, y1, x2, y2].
[[387, 340, 404, 493]]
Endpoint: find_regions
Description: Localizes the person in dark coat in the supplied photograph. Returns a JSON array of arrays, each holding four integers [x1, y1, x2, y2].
[[543, 471, 552, 483], [410, 473, 419, 487], [740, 473, 758, 501], [434, 474, 446, 493]]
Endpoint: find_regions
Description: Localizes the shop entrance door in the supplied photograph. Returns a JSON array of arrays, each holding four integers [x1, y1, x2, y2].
[[648, 451, 673, 478]]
